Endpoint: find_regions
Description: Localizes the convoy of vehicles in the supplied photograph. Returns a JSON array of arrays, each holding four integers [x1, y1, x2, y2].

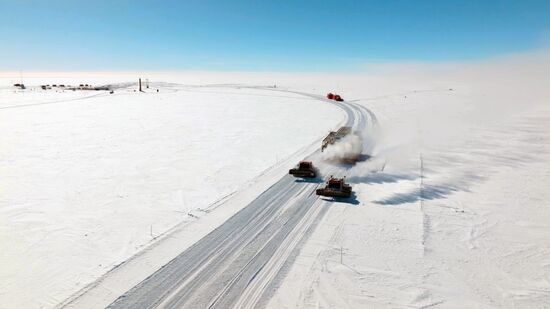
[[291, 161, 354, 199], [289, 93, 356, 198]]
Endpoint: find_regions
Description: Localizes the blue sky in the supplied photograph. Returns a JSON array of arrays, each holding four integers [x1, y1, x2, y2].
[[1, 0, 549, 71]]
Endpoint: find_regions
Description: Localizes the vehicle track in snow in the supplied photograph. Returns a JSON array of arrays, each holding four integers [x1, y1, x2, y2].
[[103, 87, 376, 309], [0, 92, 108, 110]]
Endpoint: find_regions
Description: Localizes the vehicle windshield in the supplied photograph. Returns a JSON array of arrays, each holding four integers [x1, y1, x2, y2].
[[328, 181, 341, 189]]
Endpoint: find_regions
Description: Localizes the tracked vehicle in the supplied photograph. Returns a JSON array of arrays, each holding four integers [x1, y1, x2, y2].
[[321, 126, 351, 151], [316, 176, 352, 198], [289, 161, 317, 178], [326, 93, 344, 101]]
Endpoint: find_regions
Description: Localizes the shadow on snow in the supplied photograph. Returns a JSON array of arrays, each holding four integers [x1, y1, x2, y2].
[[347, 172, 418, 185], [319, 192, 360, 205]]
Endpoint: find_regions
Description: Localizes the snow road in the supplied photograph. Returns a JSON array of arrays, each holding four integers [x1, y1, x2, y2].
[[105, 89, 376, 309], [1, 80, 343, 309]]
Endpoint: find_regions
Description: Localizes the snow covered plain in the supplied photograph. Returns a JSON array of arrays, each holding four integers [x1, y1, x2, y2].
[[2, 51, 550, 309], [0, 74, 342, 309], [267, 53, 550, 308]]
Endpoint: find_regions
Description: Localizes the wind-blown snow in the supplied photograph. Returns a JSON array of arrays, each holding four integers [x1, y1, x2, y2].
[[321, 134, 363, 162], [267, 51, 550, 309]]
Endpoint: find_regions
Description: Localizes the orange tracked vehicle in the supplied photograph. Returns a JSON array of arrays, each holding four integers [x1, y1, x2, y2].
[[289, 161, 317, 178], [316, 176, 352, 198]]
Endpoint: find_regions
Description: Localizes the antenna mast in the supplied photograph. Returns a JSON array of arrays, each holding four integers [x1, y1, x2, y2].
[[420, 154, 424, 210]]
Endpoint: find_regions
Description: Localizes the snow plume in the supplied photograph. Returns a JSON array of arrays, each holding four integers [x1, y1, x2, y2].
[[347, 155, 388, 176], [322, 133, 363, 161]]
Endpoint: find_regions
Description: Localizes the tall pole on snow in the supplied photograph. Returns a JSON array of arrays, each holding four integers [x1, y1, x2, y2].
[[139, 78, 142, 92], [420, 154, 424, 210], [418, 112, 424, 211]]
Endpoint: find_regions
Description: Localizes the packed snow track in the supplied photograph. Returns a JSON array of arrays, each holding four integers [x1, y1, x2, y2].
[[101, 87, 376, 309]]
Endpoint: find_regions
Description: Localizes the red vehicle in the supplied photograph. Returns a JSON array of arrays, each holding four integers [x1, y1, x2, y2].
[[316, 176, 352, 198], [289, 161, 317, 178], [326, 93, 344, 102]]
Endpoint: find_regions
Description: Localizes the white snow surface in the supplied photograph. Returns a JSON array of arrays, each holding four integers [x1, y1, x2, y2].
[[0, 74, 342, 309], [267, 53, 550, 309], [2, 51, 550, 309]]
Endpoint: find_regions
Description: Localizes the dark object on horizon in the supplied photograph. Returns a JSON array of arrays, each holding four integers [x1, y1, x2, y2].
[[326, 92, 344, 101], [139, 78, 142, 92]]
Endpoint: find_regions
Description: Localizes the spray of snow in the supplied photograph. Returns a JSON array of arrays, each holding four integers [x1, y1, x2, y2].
[[321, 134, 363, 162]]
